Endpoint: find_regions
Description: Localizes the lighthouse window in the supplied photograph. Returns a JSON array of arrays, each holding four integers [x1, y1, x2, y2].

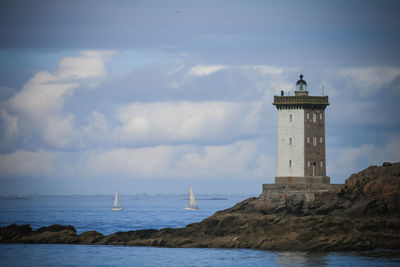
[[320, 161, 323, 167], [320, 137, 323, 143], [307, 113, 310, 119], [313, 162, 316, 176], [289, 160, 292, 168], [320, 114, 323, 120], [313, 113, 316, 122], [313, 137, 317, 146], [307, 137, 310, 143], [290, 114, 292, 122], [289, 138, 292, 145]]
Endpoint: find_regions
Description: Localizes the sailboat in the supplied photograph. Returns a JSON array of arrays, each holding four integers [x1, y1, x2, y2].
[[111, 189, 123, 211], [184, 186, 198, 210]]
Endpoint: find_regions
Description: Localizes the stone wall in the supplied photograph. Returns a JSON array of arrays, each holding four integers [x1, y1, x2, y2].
[[275, 176, 330, 184], [261, 183, 342, 202]]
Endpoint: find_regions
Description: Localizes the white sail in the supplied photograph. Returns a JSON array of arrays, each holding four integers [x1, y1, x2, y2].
[[189, 187, 196, 207], [185, 186, 198, 210], [113, 190, 119, 207], [111, 189, 123, 211]]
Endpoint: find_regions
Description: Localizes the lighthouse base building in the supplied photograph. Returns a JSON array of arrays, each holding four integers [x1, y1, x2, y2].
[[261, 75, 342, 201]]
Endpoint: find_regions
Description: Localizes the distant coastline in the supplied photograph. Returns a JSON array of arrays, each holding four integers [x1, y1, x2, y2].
[[1, 163, 399, 251], [0, 194, 38, 200], [184, 197, 228, 201]]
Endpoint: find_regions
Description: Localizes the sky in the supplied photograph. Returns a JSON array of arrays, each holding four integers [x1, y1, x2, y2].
[[0, 0, 399, 195]]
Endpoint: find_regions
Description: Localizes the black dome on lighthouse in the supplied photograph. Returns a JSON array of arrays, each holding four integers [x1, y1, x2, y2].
[[296, 74, 307, 91]]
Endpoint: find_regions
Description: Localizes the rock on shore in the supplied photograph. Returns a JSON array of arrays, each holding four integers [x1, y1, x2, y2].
[[1, 163, 400, 251]]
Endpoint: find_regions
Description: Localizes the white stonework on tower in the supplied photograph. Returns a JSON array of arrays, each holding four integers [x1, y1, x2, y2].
[[276, 109, 304, 177]]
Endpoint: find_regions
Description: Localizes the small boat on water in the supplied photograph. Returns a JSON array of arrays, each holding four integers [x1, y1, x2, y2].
[[111, 189, 123, 211], [184, 186, 198, 210]]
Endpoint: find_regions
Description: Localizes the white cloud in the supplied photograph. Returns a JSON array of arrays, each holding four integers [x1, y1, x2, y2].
[[249, 65, 284, 75], [0, 150, 56, 177], [57, 50, 117, 87], [328, 134, 400, 180], [3, 50, 116, 148], [113, 101, 266, 144], [43, 114, 77, 148], [330, 144, 375, 176], [175, 141, 272, 179], [338, 67, 400, 96], [87, 146, 177, 177], [87, 140, 274, 179], [85, 111, 108, 132], [8, 71, 78, 116], [188, 64, 287, 77], [1, 109, 18, 142], [0, 139, 275, 180], [188, 65, 227, 76]]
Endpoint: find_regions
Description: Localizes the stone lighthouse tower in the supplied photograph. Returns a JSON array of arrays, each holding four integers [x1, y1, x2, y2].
[[273, 74, 330, 184], [261, 74, 341, 200]]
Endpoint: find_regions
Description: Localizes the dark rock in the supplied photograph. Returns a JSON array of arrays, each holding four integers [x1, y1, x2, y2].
[[0, 224, 78, 244], [21, 229, 78, 244], [36, 224, 76, 233], [78, 231, 104, 244], [0, 224, 33, 243]]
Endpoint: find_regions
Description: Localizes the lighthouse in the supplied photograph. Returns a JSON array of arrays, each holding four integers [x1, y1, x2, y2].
[[261, 74, 340, 201], [273, 75, 330, 184]]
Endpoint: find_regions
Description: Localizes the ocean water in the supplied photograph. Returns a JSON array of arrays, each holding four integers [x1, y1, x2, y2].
[[0, 194, 399, 266]]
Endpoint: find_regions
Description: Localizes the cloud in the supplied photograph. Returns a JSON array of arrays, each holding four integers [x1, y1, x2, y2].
[[187, 64, 285, 77], [175, 140, 273, 179], [1, 109, 18, 143], [188, 65, 227, 76], [330, 144, 375, 176], [338, 67, 400, 96], [0, 57, 291, 153], [250, 65, 284, 75], [87, 140, 274, 179], [0, 139, 275, 180], [0, 150, 56, 177], [328, 133, 400, 180], [43, 114, 77, 148], [113, 101, 267, 144], [3, 50, 116, 148], [85, 111, 108, 132], [57, 50, 117, 87], [87, 146, 177, 178], [8, 71, 78, 116]]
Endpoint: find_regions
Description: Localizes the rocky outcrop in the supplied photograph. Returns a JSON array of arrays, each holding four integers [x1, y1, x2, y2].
[[1, 163, 399, 251], [0, 224, 79, 244], [252, 162, 400, 218]]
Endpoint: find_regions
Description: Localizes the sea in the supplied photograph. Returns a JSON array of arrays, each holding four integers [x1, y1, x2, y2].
[[0, 194, 399, 267]]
